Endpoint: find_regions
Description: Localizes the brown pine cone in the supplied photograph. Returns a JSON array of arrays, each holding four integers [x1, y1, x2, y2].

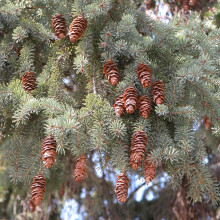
[[138, 95, 152, 119], [130, 131, 148, 170], [204, 116, 211, 130], [183, 0, 190, 11], [73, 155, 87, 183], [103, 60, 119, 86], [123, 86, 138, 114], [151, 80, 165, 105], [69, 15, 88, 42], [114, 95, 124, 117], [114, 173, 129, 203], [41, 135, 57, 168], [137, 63, 152, 88], [146, 0, 153, 10], [129, 151, 141, 170], [144, 154, 156, 184], [21, 71, 36, 93], [52, 14, 67, 39], [28, 200, 36, 212], [30, 174, 46, 206]]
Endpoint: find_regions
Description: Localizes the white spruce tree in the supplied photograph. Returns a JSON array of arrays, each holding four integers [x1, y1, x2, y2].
[[0, 0, 219, 218]]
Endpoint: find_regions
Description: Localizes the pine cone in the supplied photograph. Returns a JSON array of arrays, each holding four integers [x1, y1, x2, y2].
[[130, 130, 148, 170], [114, 95, 124, 117], [30, 174, 46, 206], [146, 0, 153, 10], [114, 173, 129, 203], [204, 116, 211, 130], [129, 151, 141, 170], [138, 95, 152, 119], [52, 14, 67, 39], [21, 71, 36, 93], [144, 154, 156, 184], [103, 60, 119, 86], [73, 155, 87, 183], [183, 0, 190, 11], [41, 135, 57, 168], [123, 86, 138, 114], [69, 15, 88, 42], [151, 80, 165, 105], [28, 200, 36, 212], [137, 62, 152, 88]]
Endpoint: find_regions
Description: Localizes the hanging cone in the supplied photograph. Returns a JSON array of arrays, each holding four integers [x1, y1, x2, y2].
[[52, 14, 67, 39], [123, 86, 138, 114], [28, 200, 36, 212], [138, 95, 152, 119], [190, 0, 197, 7], [69, 15, 88, 42], [103, 60, 119, 86], [21, 71, 36, 93], [137, 62, 152, 88], [114, 95, 125, 117], [114, 173, 129, 203], [30, 174, 46, 206], [146, 0, 153, 10], [204, 116, 211, 130], [183, 0, 190, 11], [41, 135, 57, 168], [144, 154, 156, 184], [73, 155, 87, 183], [151, 80, 165, 105], [130, 130, 148, 170], [129, 151, 141, 170]]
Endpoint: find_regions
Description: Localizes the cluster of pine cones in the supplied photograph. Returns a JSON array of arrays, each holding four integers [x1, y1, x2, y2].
[[112, 62, 165, 118], [52, 14, 87, 42], [29, 134, 88, 211]]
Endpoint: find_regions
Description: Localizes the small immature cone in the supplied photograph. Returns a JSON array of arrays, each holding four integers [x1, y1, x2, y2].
[[144, 154, 156, 184], [103, 60, 119, 86], [204, 116, 211, 130], [123, 86, 138, 114], [114, 95, 124, 117], [30, 174, 46, 206], [138, 95, 152, 119], [28, 200, 36, 212], [151, 80, 165, 105], [21, 71, 36, 93], [114, 173, 129, 203], [73, 155, 87, 183], [52, 14, 67, 39], [136, 63, 152, 88], [69, 15, 88, 42], [130, 130, 148, 170], [41, 135, 57, 168]]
